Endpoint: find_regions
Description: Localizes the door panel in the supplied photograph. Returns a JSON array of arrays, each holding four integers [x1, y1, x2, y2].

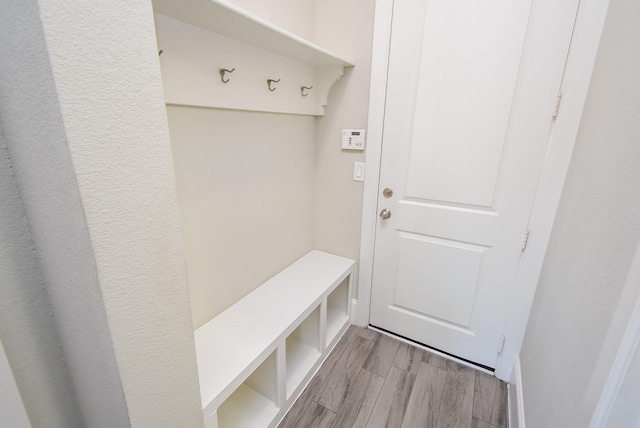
[[370, 0, 579, 368], [394, 232, 487, 328], [406, 0, 531, 207]]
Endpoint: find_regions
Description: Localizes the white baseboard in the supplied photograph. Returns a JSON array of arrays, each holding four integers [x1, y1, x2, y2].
[[508, 355, 526, 428]]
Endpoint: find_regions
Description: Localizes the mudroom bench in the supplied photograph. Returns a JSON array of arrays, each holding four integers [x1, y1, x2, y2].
[[194, 250, 354, 428]]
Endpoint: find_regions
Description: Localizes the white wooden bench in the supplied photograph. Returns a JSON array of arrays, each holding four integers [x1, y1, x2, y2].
[[194, 250, 355, 428]]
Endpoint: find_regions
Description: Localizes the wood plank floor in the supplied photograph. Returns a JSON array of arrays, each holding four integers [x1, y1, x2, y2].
[[279, 326, 507, 428]]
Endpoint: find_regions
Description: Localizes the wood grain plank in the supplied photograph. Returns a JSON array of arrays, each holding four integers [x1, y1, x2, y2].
[[315, 335, 375, 412], [354, 326, 380, 342], [435, 360, 476, 428], [471, 416, 499, 428], [422, 349, 448, 370], [290, 401, 336, 428], [393, 343, 424, 375], [330, 369, 384, 428], [314, 326, 356, 381], [278, 376, 325, 428], [473, 372, 508, 427], [401, 362, 446, 428], [366, 366, 415, 428], [364, 333, 402, 377]]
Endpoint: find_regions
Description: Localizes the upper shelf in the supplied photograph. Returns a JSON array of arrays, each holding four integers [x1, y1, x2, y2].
[[152, 0, 355, 67]]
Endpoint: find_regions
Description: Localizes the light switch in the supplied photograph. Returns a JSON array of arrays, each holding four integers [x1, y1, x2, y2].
[[353, 162, 365, 182]]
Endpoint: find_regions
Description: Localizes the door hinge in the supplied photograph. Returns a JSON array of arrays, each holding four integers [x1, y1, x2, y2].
[[522, 229, 530, 251], [498, 335, 506, 354], [552, 92, 563, 119]]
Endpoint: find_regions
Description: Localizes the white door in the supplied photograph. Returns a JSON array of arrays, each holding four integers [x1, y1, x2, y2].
[[369, 0, 579, 369]]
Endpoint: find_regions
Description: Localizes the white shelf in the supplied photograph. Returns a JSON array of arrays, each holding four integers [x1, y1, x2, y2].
[[152, 0, 354, 115], [152, 0, 354, 67], [194, 251, 354, 427], [326, 278, 350, 345], [285, 307, 321, 398], [217, 384, 278, 428]]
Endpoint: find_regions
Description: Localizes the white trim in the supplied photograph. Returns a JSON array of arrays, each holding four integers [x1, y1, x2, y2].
[[495, 0, 611, 379], [353, 0, 394, 327], [510, 355, 526, 428], [353, 0, 610, 378]]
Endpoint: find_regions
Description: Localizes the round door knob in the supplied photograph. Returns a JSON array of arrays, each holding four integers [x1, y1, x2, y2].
[[379, 208, 391, 220]]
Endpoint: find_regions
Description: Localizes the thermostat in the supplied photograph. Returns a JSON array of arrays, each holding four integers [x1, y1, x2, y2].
[[341, 129, 365, 150]]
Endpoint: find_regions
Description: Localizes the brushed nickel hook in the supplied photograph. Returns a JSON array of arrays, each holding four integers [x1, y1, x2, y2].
[[300, 86, 313, 97], [219, 68, 235, 83], [267, 78, 281, 91]]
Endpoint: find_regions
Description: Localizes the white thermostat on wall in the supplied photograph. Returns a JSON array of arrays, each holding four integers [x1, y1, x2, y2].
[[341, 129, 365, 150]]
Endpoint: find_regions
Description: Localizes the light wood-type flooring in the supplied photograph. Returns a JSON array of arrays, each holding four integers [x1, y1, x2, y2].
[[279, 325, 507, 428]]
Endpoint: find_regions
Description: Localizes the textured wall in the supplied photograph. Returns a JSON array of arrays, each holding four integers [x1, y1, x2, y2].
[[0, 126, 83, 426], [0, 1, 124, 426], [520, 0, 640, 425], [168, 107, 315, 329], [33, 0, 203, 426]]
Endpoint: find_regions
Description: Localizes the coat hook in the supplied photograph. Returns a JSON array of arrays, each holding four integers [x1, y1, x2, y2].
[[267, 78, 281, 91], [219, 68, 235, 83], [300, 86, 313, 97], [158, 49, 163, 56]]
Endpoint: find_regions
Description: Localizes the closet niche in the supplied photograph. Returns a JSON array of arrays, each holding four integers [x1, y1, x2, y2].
[[152, 1, 356, 427]]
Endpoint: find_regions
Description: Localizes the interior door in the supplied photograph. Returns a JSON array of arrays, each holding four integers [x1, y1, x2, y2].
[[369, 0, 579, 369]]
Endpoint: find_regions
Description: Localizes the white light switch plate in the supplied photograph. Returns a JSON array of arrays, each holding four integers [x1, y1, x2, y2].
[[353, 162, 365, 182]]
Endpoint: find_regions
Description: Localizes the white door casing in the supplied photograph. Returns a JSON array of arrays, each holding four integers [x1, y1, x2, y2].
[[368, 0, 580, 369]]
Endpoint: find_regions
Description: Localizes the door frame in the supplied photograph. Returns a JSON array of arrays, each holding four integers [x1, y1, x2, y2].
[[354, 0, 611, 380]]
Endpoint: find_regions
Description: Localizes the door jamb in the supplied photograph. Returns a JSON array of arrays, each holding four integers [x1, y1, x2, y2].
[[354, 0, 611, 381]]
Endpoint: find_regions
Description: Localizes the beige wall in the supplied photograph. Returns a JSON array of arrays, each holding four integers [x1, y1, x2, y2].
[[167, 0, 375, 327], [520, 0, 640, 425], [313, 0, 376, 297], [168, 107, 315, 329]]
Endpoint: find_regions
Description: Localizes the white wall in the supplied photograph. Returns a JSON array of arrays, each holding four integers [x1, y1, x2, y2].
[[519, 0, 640, 425], [0, 338, 31, 428], [36, 0, 204, 425], [0, 0, 204, 426], [0, 1, 123, 425], [168, 107, 315, 328], [0, 125, 82, 426]]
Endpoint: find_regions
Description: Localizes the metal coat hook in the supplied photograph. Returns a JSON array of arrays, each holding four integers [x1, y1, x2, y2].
[[158, 49, 163, 56], [267, 78, 281, 91], [219, 68, 235, 83], [300, 86, 313, 97]]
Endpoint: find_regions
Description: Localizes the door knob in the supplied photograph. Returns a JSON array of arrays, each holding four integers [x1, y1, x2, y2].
[[379, 209, 391, 219]]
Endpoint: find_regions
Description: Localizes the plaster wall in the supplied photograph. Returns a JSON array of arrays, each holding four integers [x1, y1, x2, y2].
[[519, 0, 640, 425], [0, 1, 125, 425], [33, 0, 203, 426], [168, 107, 315, 329], [0, 127, 82, 426]]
